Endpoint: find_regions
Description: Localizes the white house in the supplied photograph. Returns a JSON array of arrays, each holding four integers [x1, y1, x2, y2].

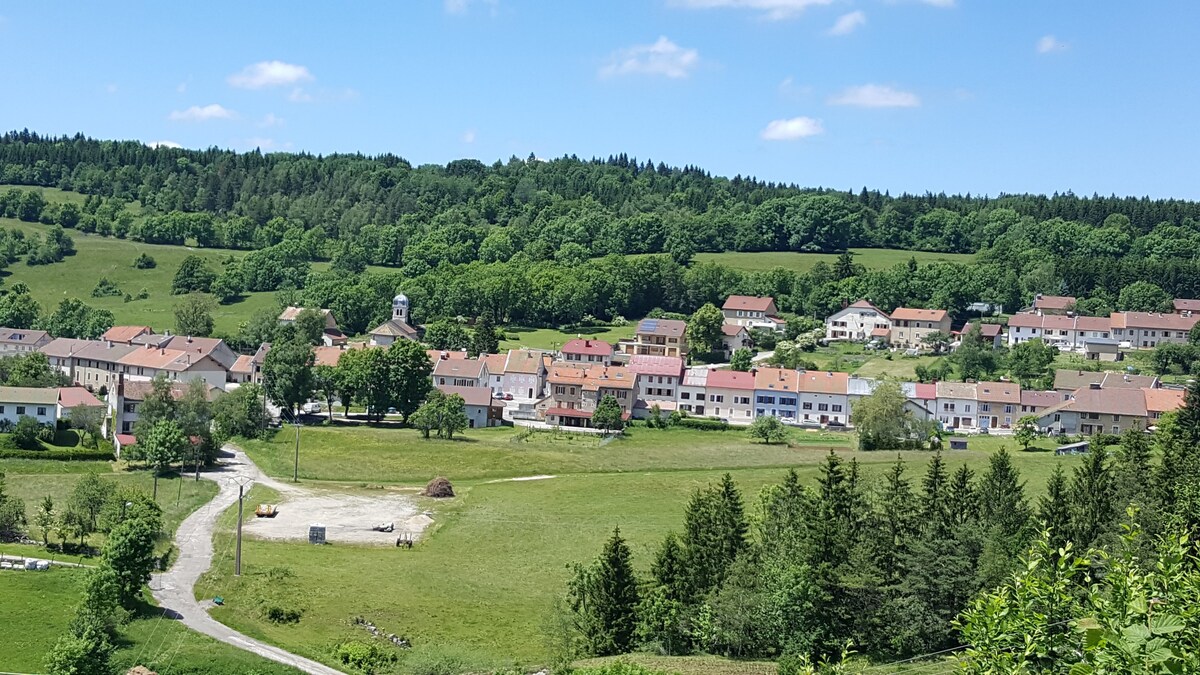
[[935, 381, 978, 430], [1006, 314, 1112, 350], [627, 354, 685, 416], [825, 300, 892, 342], [499, 349, 549, 400], [432, 357, 490, 389], [436, 385, 503, 429], [722, 296, 787, 332], [0, 386, 59, 427], [678, 367, 709, 416]]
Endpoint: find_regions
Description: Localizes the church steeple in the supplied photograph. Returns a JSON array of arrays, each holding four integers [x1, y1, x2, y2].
[[393, 294, 409, 323]]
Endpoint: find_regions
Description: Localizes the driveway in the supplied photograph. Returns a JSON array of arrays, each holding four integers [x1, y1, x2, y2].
[[151, 448, 347, 675]]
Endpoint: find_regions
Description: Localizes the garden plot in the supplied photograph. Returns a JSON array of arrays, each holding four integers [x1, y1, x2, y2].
[[243, 486, 432, 545]]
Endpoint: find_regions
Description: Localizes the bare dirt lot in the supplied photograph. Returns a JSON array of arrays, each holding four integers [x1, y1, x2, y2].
[[243, 487, 433, 545]]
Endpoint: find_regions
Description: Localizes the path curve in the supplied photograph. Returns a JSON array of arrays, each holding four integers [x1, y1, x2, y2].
[[151, 447, 346, 675]]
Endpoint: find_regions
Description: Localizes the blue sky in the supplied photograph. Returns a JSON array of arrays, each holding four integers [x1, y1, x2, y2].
[[2, 1, 1199, 198]]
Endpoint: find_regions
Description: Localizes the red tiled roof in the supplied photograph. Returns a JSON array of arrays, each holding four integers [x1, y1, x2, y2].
[[870, 327, 890, 337], [433, 357, 487, 379], [636, 318, 687, 338], [723, 295, 775, 312], [847, 299, 889, 315], [504, 349, 545, 374], [561, 339, 613, 356], [797, 370, 850, 395], [707, 369, 756, 390], [102, 326, 152, 343], [231, 354, 255, 374], [913, 383, 937, 400], [976, 381, 1021, 404], [721, 323, 748, 337], [57, 387, 103, 408], [1144, 388, 1185, 414], [627, 354, 685, 378], [1033, 295, 1076, 311], [1020, 390, 1061, 409], [891, 307, 949, 322], [1111, 312, 1199, 332], [116, 433, 137, 447], [437, 385, 500, 407], [1174, 299, 1200, 313]]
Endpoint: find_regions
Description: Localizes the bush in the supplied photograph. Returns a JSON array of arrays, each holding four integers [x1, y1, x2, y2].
[[675, 417, 730, 431], [133, 253, 156, 269], [422, 477, 454, 498], [0, 448, 114, 460], [331, 640, 396, 673], [91, 277, 122, 298], [12, 415, 44, 449], [264, 605, 302, 624]]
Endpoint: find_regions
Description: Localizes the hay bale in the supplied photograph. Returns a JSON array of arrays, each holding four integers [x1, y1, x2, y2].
[[127, 667, 158, 675], [422, 476, 454, 498]]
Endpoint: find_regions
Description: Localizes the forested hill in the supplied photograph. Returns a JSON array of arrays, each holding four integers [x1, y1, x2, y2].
[[4, 130, 1200, 258]]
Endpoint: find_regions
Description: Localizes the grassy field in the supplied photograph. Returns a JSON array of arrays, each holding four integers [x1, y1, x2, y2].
[[239, 425, 855, 485], [216, 424, 1078, 672], [500, 324, 637, 351], [694, 248, 975, 273], [790, 342, 943, 381], [0, 458, 217, 560], [0, 567, 301, 674]]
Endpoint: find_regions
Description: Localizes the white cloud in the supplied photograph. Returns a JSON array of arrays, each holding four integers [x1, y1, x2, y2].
[[228, 61, 314, 89], [260, 113, 284, 128], [828, 10, 866, 36], [146, 140, 182, 149], [1036, 35, 1068, 54], [600, 37, 699, 79], [828, 84, 920, 108], [760, 116, 823, 141], [462, 129, 477, 144], [288, 87, 313, 103], [168, 104, 235, 122], [670, 0, 833, 20]]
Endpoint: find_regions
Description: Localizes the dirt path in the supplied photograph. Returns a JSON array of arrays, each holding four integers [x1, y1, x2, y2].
[[150, 448, 348, 675]]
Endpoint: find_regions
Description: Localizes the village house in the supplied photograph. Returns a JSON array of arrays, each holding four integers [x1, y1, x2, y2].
[[369, 294, 421, 346], [542, 364, 636, 428], [754, 367, 800, 420], [721, 296, 787, 333], [432, 357, 490, 389], [975, 381, 1021, 430], [890, 308, 952, 349], [104, 328, 239, 373], [619, 318, 688, 359], [278, 307, 347, 347], [825, 299, 892, 342], [0, 328, 51, 356], [1083, 337, 1122, 362], [480, 353, 507, 395], [677, 367, 709, 416], [72, 341, 141, 393], [229, 354, 256, 385], [561, 338, 614, 366], [1145, 388, 1186, 427], [936, 381, 978, 430], [57, 387, 106, 435], [1006, 314, 1111, 350], [101, 326, 152, 343], [627, 354, 684, 416], [435, 384, 504, 429], [956, 322, 1003, 349], [796, 370, 851, 426], [109, 376, 220, 456], [40, 337, 94, 379], [0, 386, 60, 427], [1052, 369, 1159, 396], [719, 324, 753, 360], [1037, 385, 1181, 436], [117, 343, 228, 389], [900, 381, 938, 421], [704, 369, 755, 423], [1110, 311, 1199, 348], [1024, 294, 1077, 315], [1173, 299, 1200, 315], [497, 349, 549, 400], [1019, 390, 1061, 416]]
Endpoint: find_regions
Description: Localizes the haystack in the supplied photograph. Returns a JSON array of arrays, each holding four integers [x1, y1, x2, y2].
[[422, 476, 454, 498]]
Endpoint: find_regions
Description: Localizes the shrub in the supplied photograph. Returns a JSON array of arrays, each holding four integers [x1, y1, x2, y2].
[[331, 640, 396, 673], [264, 605, 302, 624], [674, 417, 730, 431], [0, 448, 114, 460], [422, 477, 454, 498], [91, 277, 122, 298], [133, 253, 157, 269], [12, 415, 44, 449]]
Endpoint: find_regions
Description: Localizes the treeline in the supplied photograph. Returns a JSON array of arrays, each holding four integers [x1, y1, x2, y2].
[[561, 382, 1200, 666]]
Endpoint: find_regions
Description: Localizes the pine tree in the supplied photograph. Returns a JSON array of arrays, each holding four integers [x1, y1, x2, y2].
[[717, 473, 748, 564], [471, 313, 499, 357], [947, 465, 979, 529], [920, 452, 951, 537], [1038, 465, 1071, 549], [651, 532, 687, 601], [877, 458, 917, 585], [977, 447, 1030, 537], [593, 527, 640, 655], [1067, 448, 1116, 549]]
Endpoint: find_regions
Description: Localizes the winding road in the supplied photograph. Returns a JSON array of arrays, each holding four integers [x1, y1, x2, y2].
[[150, 448, 346, 675]]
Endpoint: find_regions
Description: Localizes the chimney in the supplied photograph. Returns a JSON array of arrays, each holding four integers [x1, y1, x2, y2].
[[187, 335, 193, 343], [585, 339, 591, 347]]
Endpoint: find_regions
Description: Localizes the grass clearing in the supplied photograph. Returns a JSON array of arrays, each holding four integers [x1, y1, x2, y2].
[[500, 324, 636, 351], [240, 425, 855, 485], [214, 424, 1079, 670], [0, 566, 301, 674], [694, 248, 975, 273]]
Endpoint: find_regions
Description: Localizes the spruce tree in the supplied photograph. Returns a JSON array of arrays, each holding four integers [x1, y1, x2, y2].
[[947, 465, 979, 529], [716, 473, 748, 566], [594, 526, 640, 655], [471, 313, 499, 357], [1114, 427, 1153, 514], [920, 452, 951, 538], [1038, 464, 1071, 549], [651, 533, 687, 601], [877, 458, 917, 585], [977, 447, 1030, 537], [1067, 448, 1116, 550]]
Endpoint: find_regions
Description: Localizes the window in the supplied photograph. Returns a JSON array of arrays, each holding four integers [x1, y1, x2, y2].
[[36, 407, 45, 416], [802, 402, 813, 410], [16, 406, 24, 415], [1004, 416, 1012, 425], [555, 386, 565, 395], [737, 396, 750, 405], [1004, 405, 1013, 414], [711, 394, 724, 403], [1112, 414, 1120, 422], [1054, 413, 1062, 422], [757, 395, 775, 405], [0, 406, 4, 414], [780, 397, 796, 407], [832, 404, 843, 412], [1113, 425, 1120, 434], [680, 392, 690, 400], [818, 403, 829, 411], [980, 403, 991, 412], [965, 404, 972, 413], [570, 387, 577, 395], [124, 403, 136, 413]]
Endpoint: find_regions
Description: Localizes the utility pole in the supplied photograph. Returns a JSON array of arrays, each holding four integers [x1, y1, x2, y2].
[[195, 444, 200, 482], [235, 483, 244, 576], [293, 421, 300, 483]]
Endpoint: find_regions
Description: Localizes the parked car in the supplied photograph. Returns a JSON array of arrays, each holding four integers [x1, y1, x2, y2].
[[503, 393, 513, 401]]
